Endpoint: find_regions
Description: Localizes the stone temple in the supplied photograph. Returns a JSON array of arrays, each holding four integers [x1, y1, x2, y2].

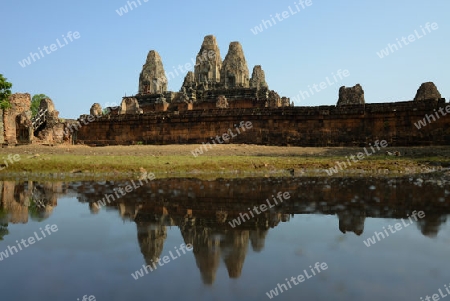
[[1, 35, 448, 147], [117, 35, 291, 114]]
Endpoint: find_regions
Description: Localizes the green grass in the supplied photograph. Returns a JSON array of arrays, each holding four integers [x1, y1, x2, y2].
[[0, 153, 448, 181]]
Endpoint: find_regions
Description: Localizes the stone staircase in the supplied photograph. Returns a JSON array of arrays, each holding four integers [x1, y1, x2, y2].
[[32, 108, 48, 129]]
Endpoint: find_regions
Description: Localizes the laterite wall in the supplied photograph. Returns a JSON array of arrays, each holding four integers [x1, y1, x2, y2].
[[76, 99, 450, 146]]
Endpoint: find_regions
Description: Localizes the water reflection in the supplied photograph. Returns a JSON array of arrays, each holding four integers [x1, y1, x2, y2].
[[0, 177, 449, 285]]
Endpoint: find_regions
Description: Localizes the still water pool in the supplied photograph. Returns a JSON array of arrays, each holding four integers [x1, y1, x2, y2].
[[0, 176, 449, 301]]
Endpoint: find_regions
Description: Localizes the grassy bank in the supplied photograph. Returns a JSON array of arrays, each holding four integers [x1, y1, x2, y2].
[[0, 151, 448, 181]]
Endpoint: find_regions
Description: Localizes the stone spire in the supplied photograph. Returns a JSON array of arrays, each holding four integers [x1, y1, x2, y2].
[[250, 65, 268, 90], [414, 82, 442, 101], [181, 71, 196, 89], [220, 42, 250, 88], [194, 35, 222, 85], [139, 50, 167, 94]]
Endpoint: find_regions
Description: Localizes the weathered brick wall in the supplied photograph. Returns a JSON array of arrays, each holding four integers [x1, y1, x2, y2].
[[3, 93, 32, 144], [0, 109, 4, 144], [139, 99, 266, 113], [76, 99, 450, 146]]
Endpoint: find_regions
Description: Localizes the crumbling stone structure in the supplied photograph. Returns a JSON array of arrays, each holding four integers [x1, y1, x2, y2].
[[77, 82, 448, 147], [220, 42, 250, 89], [33, 97, 67, 144], [414, 82, 442, 101], [130, 35, 290, 113], [250, 65, 268, 90], [337, 84, 365, 106], [216, 95, 229, 109], [119, 97, 142, 114], [193, 35, 222, 85], [90, 103, 102, 116], [2, 93, 33, 145], [0, 94, 76, 145], [139, 50, 168, 95]]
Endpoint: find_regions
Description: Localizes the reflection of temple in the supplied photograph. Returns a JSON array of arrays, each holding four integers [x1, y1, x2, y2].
[[337, 208, 366, 236], [250, 229, 268, 253], [1, 177, 449, 283], [182, 226, 221, 285], [417, 214, 448, 238], [134, 205, 173, 265], [221, 230, 249, 278], [137, 223, 167, 265], [68, 176, 450, 258]]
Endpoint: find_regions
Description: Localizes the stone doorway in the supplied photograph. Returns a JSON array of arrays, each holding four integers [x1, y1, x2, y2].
[[15, 114, 33, 144]]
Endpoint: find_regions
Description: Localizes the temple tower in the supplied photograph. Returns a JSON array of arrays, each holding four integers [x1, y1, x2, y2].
[[220, 42, 250, 89], [193, 35, 222, 85], [139, 50, 167, 94]]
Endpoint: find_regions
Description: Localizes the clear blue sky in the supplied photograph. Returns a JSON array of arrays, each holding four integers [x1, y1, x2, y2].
[[2, 0, 448, 118]]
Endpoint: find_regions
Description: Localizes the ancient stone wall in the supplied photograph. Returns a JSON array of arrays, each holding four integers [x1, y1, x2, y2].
[[34, 97, 68, 145], [76, 98, 450, 146], [120, 97, 142, 114], [0, 109, 3, 144], [3, 93, 33, 145]]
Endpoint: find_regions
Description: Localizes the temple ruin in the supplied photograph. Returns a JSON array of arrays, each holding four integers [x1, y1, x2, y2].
[[78, 76, 448, 146], [116, 35, 290, 114], [1, 35, 448, 147], [0, 93, 75, 145]]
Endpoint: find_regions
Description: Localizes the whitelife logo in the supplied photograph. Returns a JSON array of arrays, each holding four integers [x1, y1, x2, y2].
[[77, 295, 96, 301], [414, 104, 450, 130], [18, 31, 81, 68], [376, 22, 438, 59], [250, 0, 313, 35], [265, 262, 328, 299], [0, 224, 58, 262], [420, 283, 450, 301], [324, 140, 388, 175], [363, 211, 425, 247], [94, 172, 156, 209], [191, 121, 253, 157], [0, 154, 21, 170], [131, 243, 193, 280], [291, 69, 350, 103], [115, 0, 149, 16], [228, 192, 291, 228]]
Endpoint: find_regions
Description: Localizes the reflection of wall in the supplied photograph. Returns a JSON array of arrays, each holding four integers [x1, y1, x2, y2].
[[0, 181, 62, 226], [1, 181, 31, 224]]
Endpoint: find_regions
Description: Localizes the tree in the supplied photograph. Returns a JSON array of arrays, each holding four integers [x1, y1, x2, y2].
[[0, 74, 12, 110], [31, 94, 49, 117]]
